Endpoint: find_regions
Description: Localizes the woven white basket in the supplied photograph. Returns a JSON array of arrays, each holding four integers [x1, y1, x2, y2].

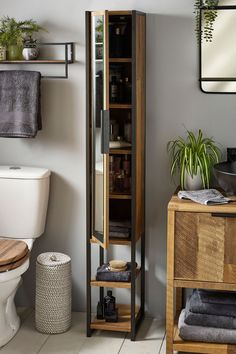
[[35, 252, 72, 334]]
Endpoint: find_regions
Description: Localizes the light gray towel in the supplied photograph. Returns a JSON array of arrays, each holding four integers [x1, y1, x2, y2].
[[198, 289, 236, 306], [0, 70, 41, 138], [179, 309, 236, 344], [189, 289, 236, 317], [185, 296, 236, 329]]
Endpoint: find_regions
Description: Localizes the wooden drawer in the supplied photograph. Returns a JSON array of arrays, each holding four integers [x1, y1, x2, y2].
[[174, 212, 236, 283]]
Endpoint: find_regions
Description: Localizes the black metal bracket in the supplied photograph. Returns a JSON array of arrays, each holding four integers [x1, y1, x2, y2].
[[40, 42, 74, 79], [0, 42, 74, 79]]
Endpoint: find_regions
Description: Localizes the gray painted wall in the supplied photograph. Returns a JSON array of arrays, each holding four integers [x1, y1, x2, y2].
[[0, 0, 233, 320]]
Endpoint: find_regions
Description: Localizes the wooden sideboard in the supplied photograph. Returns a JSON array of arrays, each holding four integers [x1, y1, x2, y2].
[[166, 194, 236, 354]]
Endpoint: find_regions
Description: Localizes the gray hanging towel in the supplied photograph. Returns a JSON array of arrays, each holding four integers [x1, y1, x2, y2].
[[0, 70, 41, 138]]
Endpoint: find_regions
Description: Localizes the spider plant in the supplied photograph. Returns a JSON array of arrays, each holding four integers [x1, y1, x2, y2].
[[194, 0, 218, 42], [167, 129, 221, 189]]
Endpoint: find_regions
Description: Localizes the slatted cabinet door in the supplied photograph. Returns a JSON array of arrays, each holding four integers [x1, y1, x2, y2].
[[174, 212, 236, 283]]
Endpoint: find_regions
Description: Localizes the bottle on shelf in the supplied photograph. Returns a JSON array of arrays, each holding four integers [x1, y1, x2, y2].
[[103, 290, 118, 322], [110, 76, 118, 103], [112, 26, 123, 58], [109, 156, 115, 192], [118, 78, 124, 103], [110, 120, 119, 141], [115, 170, 125, 193], [97, 301, 104, 320], [124, 77, 132, 103], [114, 156, 121, 173], [124, 112, 132, 143], [123, 154, 130, 176]]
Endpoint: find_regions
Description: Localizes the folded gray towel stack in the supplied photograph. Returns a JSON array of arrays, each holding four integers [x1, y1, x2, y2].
[[0, 70, 41, 138], [178, 289, 236, 344], [109, 219, 131, 239]]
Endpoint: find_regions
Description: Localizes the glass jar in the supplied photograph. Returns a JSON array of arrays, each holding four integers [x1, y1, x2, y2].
[[0, 46, 6, 61], [7, 44, 23, 60]]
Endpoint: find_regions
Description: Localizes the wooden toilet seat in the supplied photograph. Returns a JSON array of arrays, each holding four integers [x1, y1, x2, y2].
[[0, 240, 30, 273]]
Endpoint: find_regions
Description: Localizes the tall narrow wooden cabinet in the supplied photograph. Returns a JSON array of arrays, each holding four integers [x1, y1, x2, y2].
[[86, 10, 146, 340]]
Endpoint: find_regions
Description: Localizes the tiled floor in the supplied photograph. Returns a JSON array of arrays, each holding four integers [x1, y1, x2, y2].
[[0, 308, 167, 354]]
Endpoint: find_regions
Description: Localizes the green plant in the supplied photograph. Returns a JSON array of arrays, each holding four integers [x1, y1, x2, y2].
[[167, 129, 220, 189], [194, 0, 218, 42], [0, 16, 47, 47]]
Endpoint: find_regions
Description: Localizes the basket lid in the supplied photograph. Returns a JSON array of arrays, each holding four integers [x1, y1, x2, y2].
[[37, 252, 71, 266]]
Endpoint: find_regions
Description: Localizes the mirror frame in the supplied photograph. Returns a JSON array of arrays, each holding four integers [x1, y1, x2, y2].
[[199, 3, 236, 94]]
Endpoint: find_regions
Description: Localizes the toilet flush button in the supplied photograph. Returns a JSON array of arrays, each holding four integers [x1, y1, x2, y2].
[[9, 166, 21, 170]]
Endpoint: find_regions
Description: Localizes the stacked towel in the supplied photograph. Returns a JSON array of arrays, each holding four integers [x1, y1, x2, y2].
[[96, 262, 138, 282], [109, 220, 131, 239], [0, 70, 41, 138], [178, 289, 236, 344]]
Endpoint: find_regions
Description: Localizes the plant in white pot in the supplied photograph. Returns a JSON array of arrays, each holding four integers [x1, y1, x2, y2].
[[167, 129, 220, 190]]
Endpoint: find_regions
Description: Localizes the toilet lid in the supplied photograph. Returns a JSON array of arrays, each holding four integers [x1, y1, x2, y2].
[[0, 240, 29, 269]]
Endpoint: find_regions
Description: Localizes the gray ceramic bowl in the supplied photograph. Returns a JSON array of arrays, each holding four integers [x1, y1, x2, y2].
[[213, 161, 236, 195]]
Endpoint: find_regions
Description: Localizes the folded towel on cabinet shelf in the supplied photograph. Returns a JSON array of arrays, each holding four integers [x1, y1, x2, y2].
[[96, 262, 137, 282], [109, 219, 131, 239], [178, 309, 236, 344], [198, 289, 236, 306], [188, 289, 236, 318], [185, 296, 236, 329], [0, 70, 41, 138]]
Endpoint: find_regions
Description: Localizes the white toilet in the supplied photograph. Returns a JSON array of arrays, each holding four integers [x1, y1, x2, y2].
[[0, 166, 50, 347]]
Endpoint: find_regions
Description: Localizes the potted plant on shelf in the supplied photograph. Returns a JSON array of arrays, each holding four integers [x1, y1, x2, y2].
[[21, 20, 47, 60], [167, 129, 220, 190], [194, 0, 219, 42], [0, 16, 47, 60]]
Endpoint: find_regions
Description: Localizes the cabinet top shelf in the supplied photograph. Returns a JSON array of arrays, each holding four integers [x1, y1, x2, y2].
[[168, 194, 236, 213], [0, 60, 73, 64], [109, 58, 132, 63]]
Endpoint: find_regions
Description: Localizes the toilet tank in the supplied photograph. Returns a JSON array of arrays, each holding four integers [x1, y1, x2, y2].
[[0, 166, 50, 239]]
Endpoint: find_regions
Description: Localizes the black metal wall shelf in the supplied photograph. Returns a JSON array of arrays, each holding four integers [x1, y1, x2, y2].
[[0, 42, 74, 79]]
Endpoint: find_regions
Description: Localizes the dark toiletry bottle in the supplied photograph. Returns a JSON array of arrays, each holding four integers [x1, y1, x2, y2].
[[123, 154, 130, 176], [124, 113, 132, 143], [124, 77, 132, 103], [104, 290, 116, 317], [97, 301, 104, 319], [109, 156, 115, 192], [114, 27, 123, 57], [118, 78, 124, 103], [110, 76, 118, 103]]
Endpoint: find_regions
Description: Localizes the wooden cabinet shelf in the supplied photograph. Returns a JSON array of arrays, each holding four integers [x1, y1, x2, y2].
[[0, 59, 73, 64], [109, 193, 132, 199], [90, 304, 140, 333], [110, 104, 132, 109], [0, 42, 74, 79], [91, 268, 141, 289], [91, 237, 131, 246], [109, 148, 132, 155], [109, 58, 132, 63]]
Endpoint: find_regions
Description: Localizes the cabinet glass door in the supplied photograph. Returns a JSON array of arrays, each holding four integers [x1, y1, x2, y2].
[[91, 11, 109, 248]]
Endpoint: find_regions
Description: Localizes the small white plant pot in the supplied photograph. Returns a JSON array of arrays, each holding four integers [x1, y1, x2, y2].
[[184, 171, 203, 191], [22, 47, 39, 61]]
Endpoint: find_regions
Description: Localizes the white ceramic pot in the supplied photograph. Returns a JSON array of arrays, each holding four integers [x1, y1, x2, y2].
[[184, 170, 203, 190], [22, 47, 39, 61]]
